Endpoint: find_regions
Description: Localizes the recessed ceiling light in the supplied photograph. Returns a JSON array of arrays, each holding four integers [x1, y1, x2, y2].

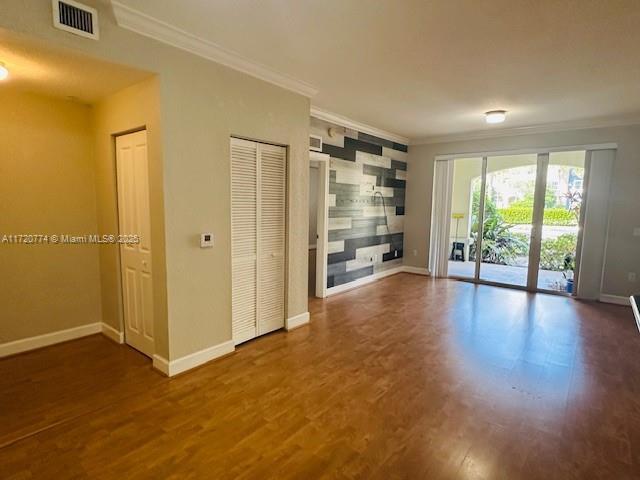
[[0, 62, 8, 81], [485, 110, 506, 124]]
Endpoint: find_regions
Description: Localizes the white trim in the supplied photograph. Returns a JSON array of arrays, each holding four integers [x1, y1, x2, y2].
[[402, 266, 430, 276], [326, 266, 430, 296], [0, 322, 102, 358], [599, 294, 632, 306], [313, 154, 330, 298], [310, 106, 410, 145], [412, 115, 640, 145], [309, 151, 330, 163], [434, 143, 617, 161], [327, 266, 403, 296], [286, 312, 310, 331], [101, 323, 124, 344], [152, 340, 235, 377], [152, 355, 170, 375], [111, 1, 317, 98]]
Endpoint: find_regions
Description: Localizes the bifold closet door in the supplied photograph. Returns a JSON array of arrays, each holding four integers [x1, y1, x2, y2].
[[231, 138, 286, 345], [257, 143, 286, 335], [231, 138, 258, 344]]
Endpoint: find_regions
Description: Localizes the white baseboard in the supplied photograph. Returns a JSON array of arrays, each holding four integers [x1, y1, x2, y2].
[[599, 294, 632, 306], [326, 265, 430, 297], [101, 323, 124, 344], [153, 340, 235, 377], [0, 322, 102, 358], [152, 355, 170, 375], [327, 266, 404, 296], [286, 311, 310, 330], [402, 266, 430, 276]]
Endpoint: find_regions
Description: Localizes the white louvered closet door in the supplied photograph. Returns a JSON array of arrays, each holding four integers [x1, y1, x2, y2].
[[231, 138, 258, 344], [231, 138, 286, 345], [257, 143, 286, 336]]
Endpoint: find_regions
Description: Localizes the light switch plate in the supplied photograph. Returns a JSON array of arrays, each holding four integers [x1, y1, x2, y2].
[[200, 233, 214, 248], [633, 227, 640, 237]]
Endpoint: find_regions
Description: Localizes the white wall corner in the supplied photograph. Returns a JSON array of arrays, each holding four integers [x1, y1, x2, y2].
[[0, 322, 102, 358], [152, 340, 235, 377], [152, 354, 170, 376], [101, 323, 124, 344], [110, 1, 317, 98], [286, 311, 310, 331], [599, 294, 632, 306]]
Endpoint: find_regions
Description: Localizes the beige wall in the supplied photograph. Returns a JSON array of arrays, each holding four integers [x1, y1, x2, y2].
[[0, 0, 310, 360], [405, 125, 640, 297], [0, 90, 101, 342], [92, 77, 169, 358]]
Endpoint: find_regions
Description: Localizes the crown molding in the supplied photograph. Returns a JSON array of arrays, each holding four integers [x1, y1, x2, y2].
[[411, 113, 640, 145], [110, 1, 318, 98], [311, 106, 410, 146]]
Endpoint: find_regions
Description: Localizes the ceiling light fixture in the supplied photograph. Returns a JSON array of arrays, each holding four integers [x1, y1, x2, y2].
[[0, 62, 8, 81], [485, 110, 506, 124]]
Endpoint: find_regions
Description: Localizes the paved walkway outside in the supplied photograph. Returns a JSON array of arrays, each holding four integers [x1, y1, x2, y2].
[[448, 261, 569, 292]]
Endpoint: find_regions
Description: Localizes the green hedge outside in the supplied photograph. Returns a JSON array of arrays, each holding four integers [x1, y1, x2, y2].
[[498, 207, 577, 226]]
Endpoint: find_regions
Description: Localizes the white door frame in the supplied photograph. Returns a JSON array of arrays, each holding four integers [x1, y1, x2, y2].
[[526, 153, 549, 290], [310, 151, 329, 298]]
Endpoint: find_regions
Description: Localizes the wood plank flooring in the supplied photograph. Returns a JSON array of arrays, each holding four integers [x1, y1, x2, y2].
[[1, 274, 639, 479]]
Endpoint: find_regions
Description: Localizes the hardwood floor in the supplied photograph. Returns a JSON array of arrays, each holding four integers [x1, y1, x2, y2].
[[1, 274, 639, 479]]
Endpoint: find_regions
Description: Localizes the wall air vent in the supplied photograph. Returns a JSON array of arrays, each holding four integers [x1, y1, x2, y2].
[[52, 0, 99, 40], [310, 134, 323, 152]]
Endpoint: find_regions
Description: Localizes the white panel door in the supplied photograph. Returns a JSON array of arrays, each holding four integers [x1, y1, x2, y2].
[[116, 130, 154, 357], [230, 138, 286, 344], [257, 143, 286, 335], [231, 138, 258, 344]]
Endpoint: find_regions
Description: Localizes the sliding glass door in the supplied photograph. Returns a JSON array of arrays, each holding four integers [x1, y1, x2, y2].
[[447, 157, 483, 279], [536, 152, 586, 293], [478, 154, 539, 287], [447, 151, 587, 295]]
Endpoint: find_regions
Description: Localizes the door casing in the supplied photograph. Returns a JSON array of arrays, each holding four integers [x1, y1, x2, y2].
[[310, 151, 329, 298]]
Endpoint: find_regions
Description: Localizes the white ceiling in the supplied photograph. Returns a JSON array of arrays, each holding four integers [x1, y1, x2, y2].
[[115, 0, 640, 141], [0, 30, 151, 104]]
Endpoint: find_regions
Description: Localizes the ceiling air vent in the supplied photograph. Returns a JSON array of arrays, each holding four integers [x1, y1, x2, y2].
[[52, 0, 99, 40]]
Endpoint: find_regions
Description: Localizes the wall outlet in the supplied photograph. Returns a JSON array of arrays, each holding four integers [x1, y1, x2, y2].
[[413, 249, 417, 257], [629, 272, 637, 283]]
